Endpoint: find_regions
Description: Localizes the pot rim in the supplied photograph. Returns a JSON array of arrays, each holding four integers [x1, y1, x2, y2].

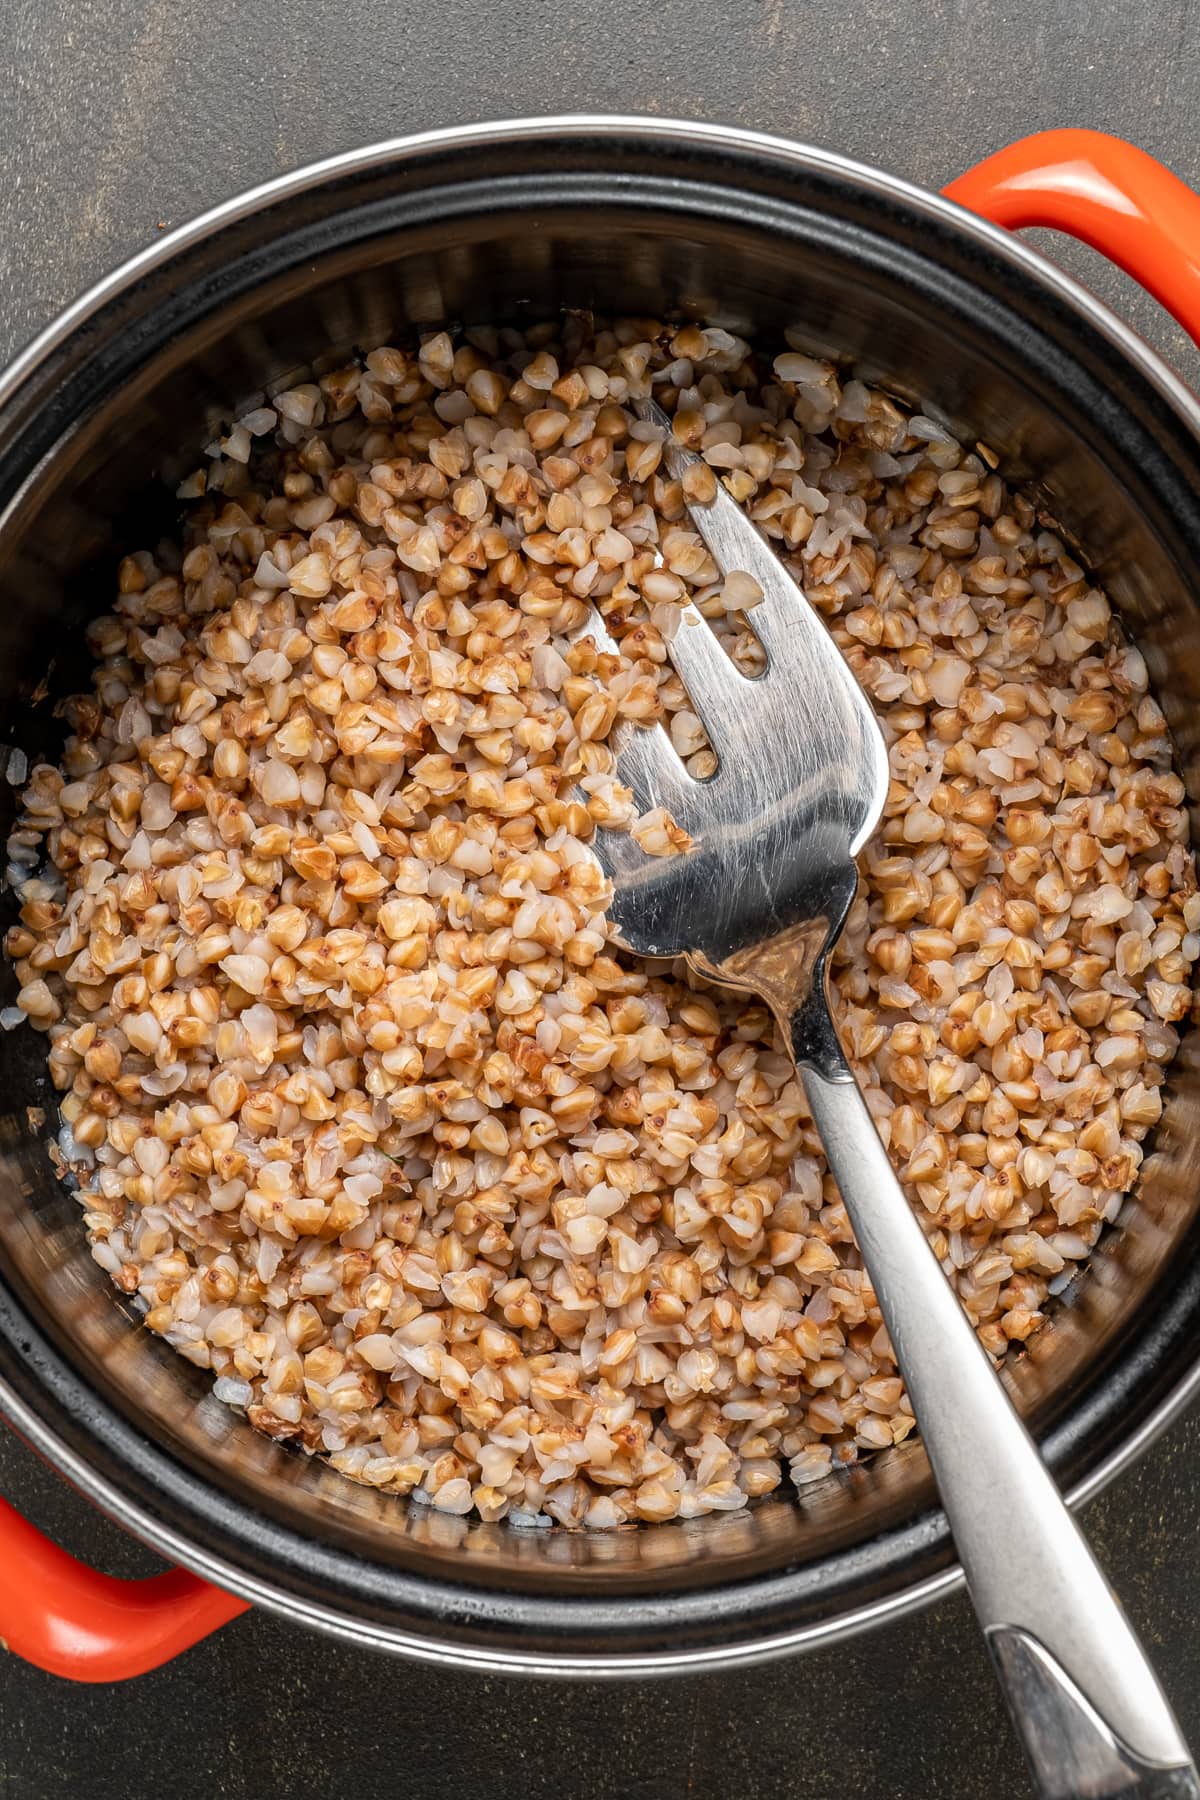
[[3, 112, 1200, 1674]]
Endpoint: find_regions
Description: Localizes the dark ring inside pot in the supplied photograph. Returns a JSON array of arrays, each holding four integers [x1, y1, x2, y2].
[[1, 119, 1199, 1671]]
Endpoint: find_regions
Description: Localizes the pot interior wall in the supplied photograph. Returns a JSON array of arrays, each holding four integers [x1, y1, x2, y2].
[[0, 134, 1199, 1655]]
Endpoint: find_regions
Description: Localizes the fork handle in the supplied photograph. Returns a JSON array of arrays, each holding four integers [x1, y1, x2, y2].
[[797, 1039, 1198, 1800]]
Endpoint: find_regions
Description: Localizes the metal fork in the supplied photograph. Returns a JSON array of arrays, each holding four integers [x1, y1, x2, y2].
[[587, 396, 1198, 1800]]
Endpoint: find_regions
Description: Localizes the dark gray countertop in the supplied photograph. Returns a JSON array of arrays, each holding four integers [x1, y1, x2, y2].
[[2, 2, 1200, 1793]]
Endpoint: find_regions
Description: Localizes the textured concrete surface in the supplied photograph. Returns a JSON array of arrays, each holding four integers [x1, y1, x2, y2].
[[2, 1, 1199, 1793]]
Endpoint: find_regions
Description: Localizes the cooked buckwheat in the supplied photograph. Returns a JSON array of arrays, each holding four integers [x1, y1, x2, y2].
[[5, 316, 1196, 1528]]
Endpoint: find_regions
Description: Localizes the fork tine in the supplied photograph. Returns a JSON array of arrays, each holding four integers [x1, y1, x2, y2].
[[656, 600, 750, 727], [633, 396, 822, 676], [573, 495, 745, 749], [606, 707, 691, 815], [569, 606, 692, 816]]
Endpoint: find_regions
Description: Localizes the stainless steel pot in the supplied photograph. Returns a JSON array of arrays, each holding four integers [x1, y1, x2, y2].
[[1, 115, 1199, 1682]]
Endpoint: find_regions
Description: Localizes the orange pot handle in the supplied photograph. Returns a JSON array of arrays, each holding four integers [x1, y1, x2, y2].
[[0, 1491, 250, 1680], [943, 128, 1200, 348]]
